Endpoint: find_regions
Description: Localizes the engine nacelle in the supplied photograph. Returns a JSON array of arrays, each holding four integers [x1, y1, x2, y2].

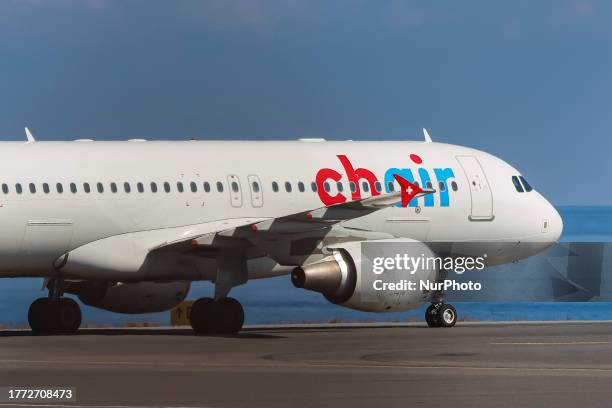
[[292, 239, 437, 312], [65, 281, 190, 314]]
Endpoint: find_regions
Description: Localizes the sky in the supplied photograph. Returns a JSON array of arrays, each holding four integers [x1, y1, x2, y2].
[[0, 0, 610, 205]]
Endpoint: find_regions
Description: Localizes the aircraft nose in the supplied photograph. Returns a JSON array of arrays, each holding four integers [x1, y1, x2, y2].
[[545, 201, 563, 242]]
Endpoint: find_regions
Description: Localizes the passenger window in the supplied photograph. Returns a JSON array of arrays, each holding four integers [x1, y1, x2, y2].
[[252, 181, 260, 193], [512, 176, 524, 193], [177, 182, 184, 193], [272, 182, 279, 192], [164, 182, 171, 193], [137, 182, 144, 193], [97, 182, 104, 193], [311, 182, 318, 192], [70, 183, 77, 193], [110, 182, 118, 193], [426, 181, 433, 189], [150, 182, 158, 193], [231, 181, 239, 193], [1, 184, 8, 194], [336, 182, 343, 192], [375, 181, 382, 192], [42, 183, 50, 194], [438, 181, 446, 192], [324, 182, 330, 192], [519, 176, 533, 192], [387, 181, 395, 192], [362, 181, 370, 193], [29, 183, 36, 194], [190, 181, 197, 193], [451, 181, 458, 191], [124, 182, 131, 193], [203, 182, 210, 193], [216, 181, 224, 192], [83, 183, 91, 193], [285, 182, 292, 192], [15, 183, 22, 194], [298, 182, 305, 192], [349, 182, 356, 193], [56, 183, 63, 194]]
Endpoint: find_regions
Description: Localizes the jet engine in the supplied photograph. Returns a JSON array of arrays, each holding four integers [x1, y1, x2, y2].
[[292, 239, 437, 312], [64, 281, 190, 314]]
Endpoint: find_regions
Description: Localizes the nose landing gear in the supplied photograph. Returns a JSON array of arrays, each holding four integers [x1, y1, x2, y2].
[[425, 302, 457, 327], [425, 270, 457, 327]]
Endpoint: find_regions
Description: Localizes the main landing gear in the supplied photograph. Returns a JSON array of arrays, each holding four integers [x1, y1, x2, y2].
[[28, 277, 82, 335], [425, 302, 457, 328], [189, 297, 244, 335]]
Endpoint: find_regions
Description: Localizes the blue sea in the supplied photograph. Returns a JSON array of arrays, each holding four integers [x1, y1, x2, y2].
[[2, 205, 612, 327]]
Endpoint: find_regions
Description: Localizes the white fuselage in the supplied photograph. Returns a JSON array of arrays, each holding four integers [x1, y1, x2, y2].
[[0, 139, 562, 280]]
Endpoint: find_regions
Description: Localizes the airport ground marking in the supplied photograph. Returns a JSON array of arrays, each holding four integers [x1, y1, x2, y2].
[[490, 341, 612, 346], [0, 404, 212, 408], [3, 358, 612, 375]]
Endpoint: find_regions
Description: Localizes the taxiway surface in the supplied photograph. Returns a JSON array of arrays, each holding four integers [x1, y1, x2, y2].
[[1, 322, 612, 407]]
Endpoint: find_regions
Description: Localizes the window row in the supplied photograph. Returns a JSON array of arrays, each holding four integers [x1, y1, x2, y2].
[[270, 180, 459, 193], [0, 179, 460, 196], [0, 181, 231, 195]]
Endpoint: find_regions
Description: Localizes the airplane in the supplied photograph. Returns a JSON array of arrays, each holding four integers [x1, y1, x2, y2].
[[0, 128, 562, 334]]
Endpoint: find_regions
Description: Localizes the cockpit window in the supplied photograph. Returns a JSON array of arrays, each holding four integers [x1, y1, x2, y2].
[[519, 176, 533, 192], [512, 176, 524, 193]]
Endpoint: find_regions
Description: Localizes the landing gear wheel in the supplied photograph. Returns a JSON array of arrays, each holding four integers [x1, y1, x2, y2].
[[28, 297, 82, 334], [214, 297, 244, 334], [28, 298, 53, 334], [190, 297, 216, 334], [438, 304, 457, 327], [189, 297, 245, 335], [425, 304, 441, 327], [57, 298, 81, 333]]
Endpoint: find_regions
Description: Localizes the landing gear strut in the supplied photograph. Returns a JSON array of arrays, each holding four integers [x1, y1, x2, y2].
[[425, 303, 457, 327], [28, 278, 82, 334], [189, 297, 244, 335]]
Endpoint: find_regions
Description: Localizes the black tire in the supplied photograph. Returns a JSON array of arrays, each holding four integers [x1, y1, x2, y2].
[[425, 304, 440, 327], [28, 298, 58, 334], [57, 298, 81, 334], [438, 304, 457, 328], [214, 297, 244, 334], [190, 297, 215, 334], [28, 298, 48, 334]]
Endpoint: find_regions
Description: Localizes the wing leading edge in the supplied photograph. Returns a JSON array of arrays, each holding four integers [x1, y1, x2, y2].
[[154, 175, 434, 251]]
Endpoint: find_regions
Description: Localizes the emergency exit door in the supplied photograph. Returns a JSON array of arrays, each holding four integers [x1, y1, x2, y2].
[[227, 175, 243, 208], [247, 175, 263, 208]]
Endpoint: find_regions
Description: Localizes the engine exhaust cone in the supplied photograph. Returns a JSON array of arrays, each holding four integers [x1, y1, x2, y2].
[[291, 260, 342, 295], [291, 267, 306, 288]]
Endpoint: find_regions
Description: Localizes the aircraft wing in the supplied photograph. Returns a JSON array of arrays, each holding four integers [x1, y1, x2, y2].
[[60, 177, 433, 289], [153, 177, 434, 253]]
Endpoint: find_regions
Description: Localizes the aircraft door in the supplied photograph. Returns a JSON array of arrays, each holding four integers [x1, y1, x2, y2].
[[22, 220, 74, 270], [227, 175, 243, 208], [0, 206, 25, 273], [247, 175, 263, 208], [456, 156, 494, 221]]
